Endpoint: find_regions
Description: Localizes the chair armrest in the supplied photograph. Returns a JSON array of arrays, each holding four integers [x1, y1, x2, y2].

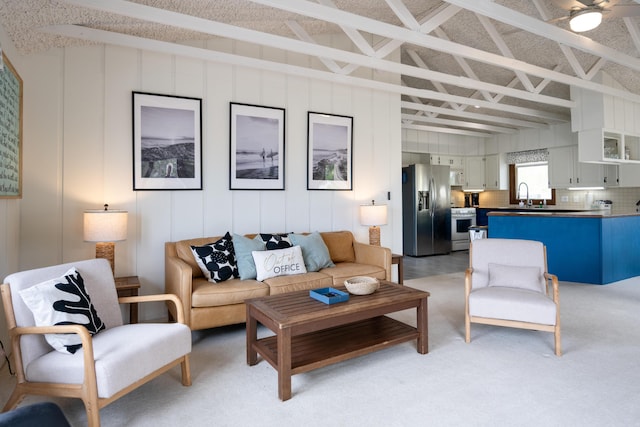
[[118, 293, 186, 324], [464, 267, 473, 298], [165, 252, 193, 325], [353, 241, 392, 280], [11, 325, 98, 390], [544, 272, 560, 303]]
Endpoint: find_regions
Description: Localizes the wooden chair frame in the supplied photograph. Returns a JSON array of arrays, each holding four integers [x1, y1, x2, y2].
[[464, 244, 562, 356], [1, 286, 192, 427]]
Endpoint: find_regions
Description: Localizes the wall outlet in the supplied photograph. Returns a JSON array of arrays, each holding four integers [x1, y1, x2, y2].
[[560, 196, 569, 202]]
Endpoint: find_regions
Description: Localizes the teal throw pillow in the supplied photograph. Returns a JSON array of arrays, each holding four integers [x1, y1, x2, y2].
[[232, 234, 266, 280], [289, 232, 335, 272]]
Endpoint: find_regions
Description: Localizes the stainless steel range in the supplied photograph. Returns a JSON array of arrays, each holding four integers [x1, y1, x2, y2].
[[451, 207, 476, 251]]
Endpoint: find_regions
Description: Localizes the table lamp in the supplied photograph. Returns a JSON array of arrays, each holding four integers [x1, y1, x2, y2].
[[360, 200, 388, 246], [84, 204, 128, 274]]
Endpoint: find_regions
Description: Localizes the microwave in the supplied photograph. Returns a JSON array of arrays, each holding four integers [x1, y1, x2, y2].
[[450, 170, 464, 186]]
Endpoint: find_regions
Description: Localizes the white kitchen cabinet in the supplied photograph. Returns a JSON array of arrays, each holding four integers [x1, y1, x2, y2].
[[484, 153, 508, 190], [578, 129, 640, 164], [463, 156, 485, 191], [618, 163, 640, 187], [549, 146, 606, 188]]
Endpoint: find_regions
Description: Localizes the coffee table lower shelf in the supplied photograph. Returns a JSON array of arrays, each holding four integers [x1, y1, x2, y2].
[[253, 316, 417, 375]]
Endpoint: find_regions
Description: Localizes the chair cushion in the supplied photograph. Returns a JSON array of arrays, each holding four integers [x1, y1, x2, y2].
[[469, 287, 557, 326], [25, 323, 191, 399], [190, 232, 239, 283], [289, 232, 335, 272], [19, 267, 106, 354], [488, 263, 544, 293], [252, 246, 307, 281]]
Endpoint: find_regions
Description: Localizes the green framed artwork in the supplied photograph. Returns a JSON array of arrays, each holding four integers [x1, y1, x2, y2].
[[0, 52, 23, 198]]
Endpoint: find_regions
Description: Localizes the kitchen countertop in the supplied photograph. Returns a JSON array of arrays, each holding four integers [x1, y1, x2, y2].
[[487, 210, 640, 218]]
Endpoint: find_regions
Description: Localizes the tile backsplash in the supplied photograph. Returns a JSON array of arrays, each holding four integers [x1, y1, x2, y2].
[[452, 188, 640, 214]]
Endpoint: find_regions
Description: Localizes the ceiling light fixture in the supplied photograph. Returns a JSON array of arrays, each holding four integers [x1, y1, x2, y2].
[[569, 7, 603, 32]]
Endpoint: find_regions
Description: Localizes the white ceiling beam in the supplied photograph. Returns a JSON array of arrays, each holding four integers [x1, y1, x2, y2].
[[244, 0, 640, 104], [443, 0, 640, 74], [315, 0, 376, 57], [419, 4, 462, 34], [476, 14, 535, 93], [402, 123, 492, 138], [60, 0, 575, 109], [623, 17, 640, 54], [401, 113, 517, 134], [431, 28, 495, 102], [402, 101, 548, 129], [384, 0, 420, 30], [285, 21, 345, 74], [44, 24, 566, 127]]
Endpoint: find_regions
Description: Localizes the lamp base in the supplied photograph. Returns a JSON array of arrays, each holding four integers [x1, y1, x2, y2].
[[368, 226, 381, 246], [95, 242, 115, 274]]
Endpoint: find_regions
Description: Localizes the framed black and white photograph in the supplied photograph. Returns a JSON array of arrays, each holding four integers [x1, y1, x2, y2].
[[132, 92, 202, 191], [230, 102, 285, 190], [307, 112, 353, 190]]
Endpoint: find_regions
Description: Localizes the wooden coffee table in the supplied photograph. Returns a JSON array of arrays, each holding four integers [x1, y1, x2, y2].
[[245, 281, 429, 400]]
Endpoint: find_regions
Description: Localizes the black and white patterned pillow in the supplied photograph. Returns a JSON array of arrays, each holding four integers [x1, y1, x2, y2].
[[190, 232, 239, 283], [19, 267, 105, 354], [257, 233, 292, 250]]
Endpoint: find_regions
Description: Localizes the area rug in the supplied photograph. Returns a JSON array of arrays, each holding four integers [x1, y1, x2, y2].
[[2, 273, 639, 426]]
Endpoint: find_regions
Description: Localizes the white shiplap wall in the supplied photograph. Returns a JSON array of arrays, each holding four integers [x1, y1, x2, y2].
[[9, 37, 402, 321]]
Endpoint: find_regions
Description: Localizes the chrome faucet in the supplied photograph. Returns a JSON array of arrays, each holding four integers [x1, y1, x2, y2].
[[517, 182, 531, 206]]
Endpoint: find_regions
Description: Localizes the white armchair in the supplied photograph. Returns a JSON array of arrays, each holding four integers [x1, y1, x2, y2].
[[1, 259, 192, 427], [465, 238, 561, 356]]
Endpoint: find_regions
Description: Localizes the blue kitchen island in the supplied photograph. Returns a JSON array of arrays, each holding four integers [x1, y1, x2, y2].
[[488, 211, 640, 284]]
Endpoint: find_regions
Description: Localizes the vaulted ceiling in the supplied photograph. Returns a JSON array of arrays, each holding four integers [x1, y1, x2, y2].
[[3, 0, 640, 137]]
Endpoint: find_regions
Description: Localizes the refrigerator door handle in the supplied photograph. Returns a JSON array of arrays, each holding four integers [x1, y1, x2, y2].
[[430, 177, 436, 217]]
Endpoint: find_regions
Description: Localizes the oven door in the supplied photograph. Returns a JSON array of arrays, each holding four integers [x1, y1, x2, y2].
[[452, 217, 474, 241]]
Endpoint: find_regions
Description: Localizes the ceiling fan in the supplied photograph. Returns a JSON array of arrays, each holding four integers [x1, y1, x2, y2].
[[552, 0, 640, 32]]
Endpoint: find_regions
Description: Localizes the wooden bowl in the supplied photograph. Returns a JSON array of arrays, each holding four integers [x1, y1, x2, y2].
[[344, 276, 380, 295]]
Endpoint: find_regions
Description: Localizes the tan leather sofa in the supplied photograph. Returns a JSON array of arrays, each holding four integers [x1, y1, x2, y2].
[[165, 230, 392, 330]]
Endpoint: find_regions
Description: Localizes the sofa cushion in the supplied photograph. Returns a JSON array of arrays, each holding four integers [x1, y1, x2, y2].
[[320, 231, 355, 263], [191, 278, 268, 307], [19, 267, 106, 354], [252, 246, 307, 281], [263, 272, 333, 295], [233, 234, 266, 280], [190, 232, 238, 283], [256, 233, 293, 250], [176, 236, 223, 278], [289, 232, 335, 272], [320, 262, 386, 286]]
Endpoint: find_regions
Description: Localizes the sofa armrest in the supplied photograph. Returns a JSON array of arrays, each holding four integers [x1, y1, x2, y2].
[[165, 243, 194, 326], [353, 241, 392, 281], [119, 293, 186, 324]]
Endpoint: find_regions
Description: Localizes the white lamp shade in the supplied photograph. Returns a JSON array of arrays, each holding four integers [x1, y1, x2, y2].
[[84, 210, 128, 242], [570, 9, 602, 32], [360, 204, 388, 226]]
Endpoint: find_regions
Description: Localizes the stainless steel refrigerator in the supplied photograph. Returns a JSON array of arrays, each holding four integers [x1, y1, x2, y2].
[[402, 164, 452, 256]]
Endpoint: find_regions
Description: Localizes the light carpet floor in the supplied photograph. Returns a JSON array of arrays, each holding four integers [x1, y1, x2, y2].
[[2, 273, 640, 426]]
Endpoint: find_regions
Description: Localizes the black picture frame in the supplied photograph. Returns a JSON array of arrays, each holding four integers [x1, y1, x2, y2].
[[132, 92, 202, 190], [0, 53, 23, 199], [307, 111, 353, 190], [229, 102, 286, 190]]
